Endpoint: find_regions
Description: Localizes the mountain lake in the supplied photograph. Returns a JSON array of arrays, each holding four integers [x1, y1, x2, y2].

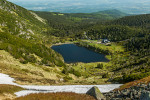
[[51, 44, 109, 63]]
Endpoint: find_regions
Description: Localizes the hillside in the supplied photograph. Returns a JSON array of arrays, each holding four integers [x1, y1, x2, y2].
[[93, 9, 129, 18], [0, 0, 65, 66], [111, 14, 150, 29], [79, 14, 150, 83], [34, 10, 128, 37], [107, 14, 150, 82], [113, 34, 150, 82], [0, 0, 69, 85], [0, 0, 45, 36]]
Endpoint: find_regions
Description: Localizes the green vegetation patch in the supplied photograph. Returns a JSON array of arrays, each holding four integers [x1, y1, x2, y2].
[[0, 32, 65, 67]]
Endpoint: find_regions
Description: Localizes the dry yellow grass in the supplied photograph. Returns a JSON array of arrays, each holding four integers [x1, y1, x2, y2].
[[116, 76, 150, 91], [0, 84, 23, 94], [14, 92, 96, 100], [0, 50, 64, 85], [0, 84, 23, 100]]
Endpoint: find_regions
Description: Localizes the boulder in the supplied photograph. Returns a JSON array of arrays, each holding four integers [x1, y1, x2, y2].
[[140, 91, 150, 100], [86, 86, 106, 100]]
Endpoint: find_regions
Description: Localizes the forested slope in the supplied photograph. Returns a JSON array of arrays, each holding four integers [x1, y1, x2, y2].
[[0, 0, 65, 66], [111, 14, 150, 28], [111, 14, 150, 82], [0, 0, 70, 85], [34, 10, 128, 37], [74, 13, 150, 83]]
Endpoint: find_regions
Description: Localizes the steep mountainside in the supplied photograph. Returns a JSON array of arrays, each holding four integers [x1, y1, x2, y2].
[[0, 0, 45, 36], [0, 0, 64, 66], [0, 0, 67, 85]]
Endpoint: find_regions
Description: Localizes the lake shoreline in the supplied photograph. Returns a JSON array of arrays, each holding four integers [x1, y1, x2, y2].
[[51, 43, 109, 63], [51, 42, 74, 47]]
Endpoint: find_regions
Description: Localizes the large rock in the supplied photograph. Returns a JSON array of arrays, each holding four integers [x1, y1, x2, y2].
[[86, 86, 106, 100], [140, 91, 150, 100]]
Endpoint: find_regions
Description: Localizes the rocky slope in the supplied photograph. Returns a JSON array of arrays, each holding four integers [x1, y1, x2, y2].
[[104, 83, 150, 100], [103, 76, 150, 99]]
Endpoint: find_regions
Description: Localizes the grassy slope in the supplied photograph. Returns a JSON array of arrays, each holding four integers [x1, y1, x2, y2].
[[70, 62, 110, 84], [0, 0, 70, 85], [76, 37, 150, 83], [116, 76, 150, 91], [0, 49, 103, 85], [76, 40, 127, 67], [0, 0, 46, 37], [74, 40, 131, 82], [0, 84, 23, 100], [0, 50, 65, 85], [14, 92, 95, 100], [62, 40, 127, 84], [0, 49, 99, 85], [0, 84, 23, 94]]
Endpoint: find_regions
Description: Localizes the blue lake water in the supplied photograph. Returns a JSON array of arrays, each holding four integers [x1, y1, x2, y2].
[[51, 44, 109, 63]]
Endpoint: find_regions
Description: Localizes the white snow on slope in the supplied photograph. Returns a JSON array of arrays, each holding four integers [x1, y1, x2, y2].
[[15, 84, 122, 97], [0, 73, 122, 97], [0, 73, 18, 85]]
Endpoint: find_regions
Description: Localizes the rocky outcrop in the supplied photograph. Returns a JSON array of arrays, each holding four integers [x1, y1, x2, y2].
[[104, 83, 150, 100], [140, 91, 150, 100], [86, 86, 106, 100]]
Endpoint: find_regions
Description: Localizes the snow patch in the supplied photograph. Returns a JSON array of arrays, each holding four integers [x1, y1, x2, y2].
[[0, 73, 122, 97], [0, 73, 17, 85], [21, 84, 121, 93]]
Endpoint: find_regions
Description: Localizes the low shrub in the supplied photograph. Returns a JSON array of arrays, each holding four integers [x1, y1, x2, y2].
[[96, 63, 103, 69], [64, 76, 73, 82], [102, 73, 110, 78]]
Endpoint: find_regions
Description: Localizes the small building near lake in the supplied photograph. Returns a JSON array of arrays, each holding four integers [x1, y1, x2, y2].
[[101, 39, 110, 43], [97, 39, 111, 46]]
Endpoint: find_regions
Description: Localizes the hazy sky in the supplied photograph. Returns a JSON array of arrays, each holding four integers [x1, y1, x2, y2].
[[7, 0, 150, 14], [7, 0, 149, 3], [7, 0, 150, 5]]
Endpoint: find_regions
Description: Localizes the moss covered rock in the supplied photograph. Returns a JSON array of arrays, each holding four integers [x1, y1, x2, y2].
[[86, 86, 106, 100]]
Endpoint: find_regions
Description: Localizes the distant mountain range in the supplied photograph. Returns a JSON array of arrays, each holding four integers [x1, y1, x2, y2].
[[7, 0, 150, 14], [93, 9, 129, 17]]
